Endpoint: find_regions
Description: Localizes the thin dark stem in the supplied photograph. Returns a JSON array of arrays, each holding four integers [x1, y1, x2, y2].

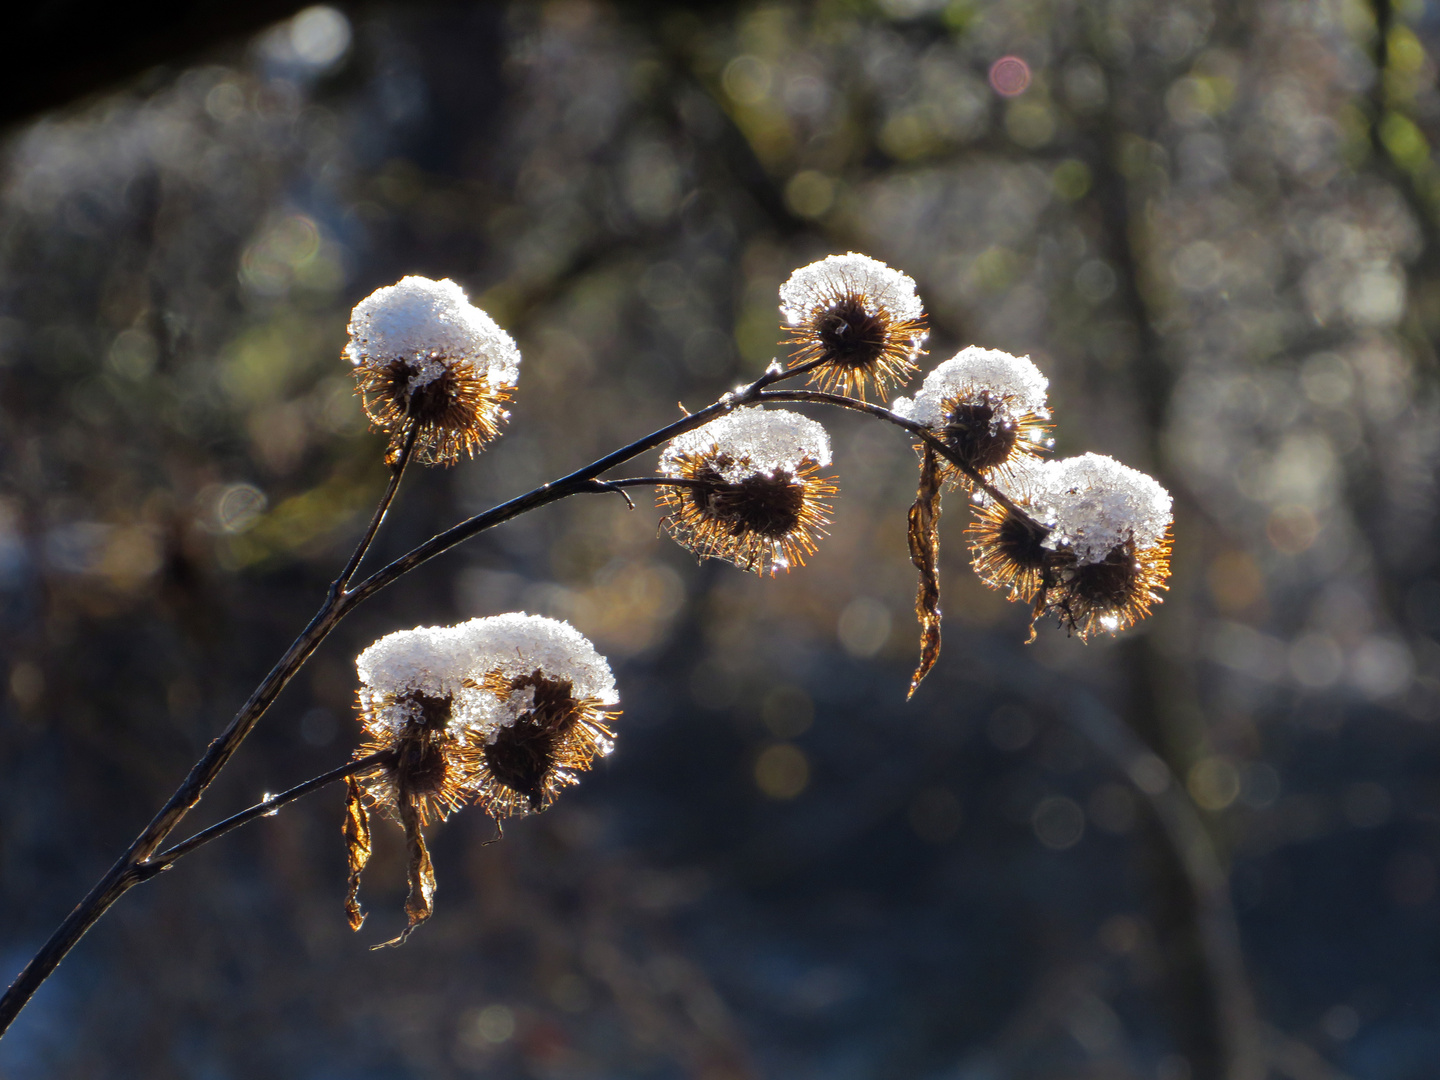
[[598, 476, 710, 490], [0, 357, 810, 1040], [334, 422, 419, 596], [136, 752, 395, 882], [758, 389, 1046, 529], [0, 426, 421, 1037]]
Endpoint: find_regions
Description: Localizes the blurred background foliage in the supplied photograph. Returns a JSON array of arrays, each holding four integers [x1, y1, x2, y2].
[[3, 0, 1440, 1076]]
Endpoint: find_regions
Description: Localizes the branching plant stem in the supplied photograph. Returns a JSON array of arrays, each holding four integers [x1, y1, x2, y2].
[[0, 358, 1051, 1038], [135, 751, 396, 884]]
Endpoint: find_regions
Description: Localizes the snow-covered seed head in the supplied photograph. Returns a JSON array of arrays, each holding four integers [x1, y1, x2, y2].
[[456, 614, 619, 820], [965, 454, 1173, 640], [966, 457, 1058, 605], [779, 252, 927, 401], [657, 407, 837, 575], [342, 617, 618, 940], [353, 622, 485, 825], [1040, 454, 1173, 639], [893, 347, 1052, 486], [346, 276, 521, 466]]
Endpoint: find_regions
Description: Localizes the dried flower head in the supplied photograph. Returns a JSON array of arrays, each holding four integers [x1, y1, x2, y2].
[[457, 614, 620, 820], [779, 253, 927, 401], [344, 615, 619, 941], [967, 454, 1173, 640], [347, 621, 490, 941], [658, 407, 837, 575], [966, 457, 1058, 605], [1040, 454, 1173, 639], [353, 623, 485, 825], [346, 276, 521, 466], [893, 347, 1052, 486]]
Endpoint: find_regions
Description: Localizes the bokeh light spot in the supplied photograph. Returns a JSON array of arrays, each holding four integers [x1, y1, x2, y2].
[[1032, 795, 1084, 849], [1267, 504, 1319, 553], [838, 597, 891, 658], [755, 743, 809, 799], [988, 56, 1032, 97], [462, 1004, 516, 1046], [1188, 757, 1240, 811]]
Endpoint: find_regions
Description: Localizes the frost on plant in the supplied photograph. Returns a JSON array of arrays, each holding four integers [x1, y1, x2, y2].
[[347, 275, 521, 466], [657, 407, 837, 575], [458, 613, 620, 821], [1040, 454, 1174, 639], [346, 615, 617, 942], [1042, 453, 1173, 566], [892, 346, 1052, 485], [964, 453, 1173, 641], [779, 252, 928, 401]]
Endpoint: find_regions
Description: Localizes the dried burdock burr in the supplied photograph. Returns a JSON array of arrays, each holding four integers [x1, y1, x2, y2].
[[348, 622, 486, 943], [345, 614, 617, 943], [657, 406, 837, 575], [966, 457, 1058, 607], [1038, 454, 1173, 639], [346, 275, 521, 466], [458, 613, 620, 820], [892, 346, 1052, 487], [779, 252, 928, 401]]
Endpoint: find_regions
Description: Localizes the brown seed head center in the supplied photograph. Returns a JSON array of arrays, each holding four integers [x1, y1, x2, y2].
[[814, 297, 887, 370], [1066, 542, 1139, 605], [688, 460, 806, 539], [995, 510, 1051, 573], [378, 360, 465, 426], [393, 691, 455, 797], [941, 395, 1019, 472], [484, 673, 581, 810]]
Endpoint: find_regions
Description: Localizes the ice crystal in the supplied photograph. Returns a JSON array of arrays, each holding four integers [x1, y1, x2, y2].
[[356, 624, 470, 725], [455, 613, 618, 743]]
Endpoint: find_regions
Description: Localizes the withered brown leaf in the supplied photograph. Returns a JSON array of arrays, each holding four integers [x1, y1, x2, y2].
[[343, 775, 372, 932], [376, 796, 436, 948], [907, 444, 943, 698]]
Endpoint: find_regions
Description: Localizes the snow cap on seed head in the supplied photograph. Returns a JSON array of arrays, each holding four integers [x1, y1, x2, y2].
[[355, 622, 472, 733], [779, 252, 924, 328], [456, 613, 617, 744], [1040, 453, 1173, 565], [346, 276, 520, 392], [456, 613, 617, 703], [892, 346, 1049, 428], [660, 407, 832, 480], [355, 614, 616, 743]]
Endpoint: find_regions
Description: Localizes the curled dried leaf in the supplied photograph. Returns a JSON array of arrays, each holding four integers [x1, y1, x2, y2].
[[343, 775, 372, 932], [907, 445, 943, 698], [376, 797, 436, 948]]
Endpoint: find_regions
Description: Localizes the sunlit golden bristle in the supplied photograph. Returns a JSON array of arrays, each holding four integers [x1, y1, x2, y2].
[[784, 299, 927, 402], [469, 670, 618, 819], [354, 358, 511, 466], [966, 500, 1055, 603], [353, 689, 481, 826], [1048, 529, 1173, 641], [657, 450, 836, 575]]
